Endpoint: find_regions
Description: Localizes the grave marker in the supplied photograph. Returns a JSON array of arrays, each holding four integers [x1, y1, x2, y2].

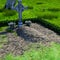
[[12, 0, 28, 27], [5, 0, 16, 9], [5, 0, 32, 28]]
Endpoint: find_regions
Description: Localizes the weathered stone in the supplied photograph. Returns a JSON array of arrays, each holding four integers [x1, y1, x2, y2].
[[25, 21, 32, 26], [8, 22, 15, 30], [5, 0, 16, 9]]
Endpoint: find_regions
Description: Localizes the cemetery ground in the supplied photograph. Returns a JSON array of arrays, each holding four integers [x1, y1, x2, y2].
[[0, 23, 60, 60], [0, 0, 60, 60], [0, 0, 60, 34]]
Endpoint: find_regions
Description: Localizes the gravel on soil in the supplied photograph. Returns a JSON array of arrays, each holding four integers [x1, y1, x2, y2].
[[0, 23, 60, 57]]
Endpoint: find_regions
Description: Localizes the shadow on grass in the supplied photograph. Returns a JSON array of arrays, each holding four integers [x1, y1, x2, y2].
[[0, 8, 4, 12], [36, 2, 44, 5], [36, 17, 60, 35], [39, 14, 58, 19], [3, 9, 16, 16], [0, 16, 60, 35], [0, 13, 57, 27], [28, 6, 33, 9], [0, 31, 7, 35], [48, 8, 60, 12]]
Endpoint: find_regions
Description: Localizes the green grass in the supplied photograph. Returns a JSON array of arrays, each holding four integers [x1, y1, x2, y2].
[[0, 26, 8, 48], [0, 34, 7, 48], [0, 26, 7, 32], [2, 42, 60, 60], [0, 0, 60, 32]]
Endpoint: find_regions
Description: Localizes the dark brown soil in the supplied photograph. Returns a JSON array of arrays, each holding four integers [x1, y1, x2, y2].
[[0, 23, 60, 57]]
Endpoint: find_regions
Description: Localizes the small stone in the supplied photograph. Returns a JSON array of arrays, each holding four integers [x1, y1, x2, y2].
[[25, 21, 32, 26], [8, 22, 16, 30]]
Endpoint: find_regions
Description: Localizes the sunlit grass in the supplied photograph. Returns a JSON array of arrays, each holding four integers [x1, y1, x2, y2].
[[3, 42, 60, 60], [0, 34, 7, 48], [0, 0, 60, 29]]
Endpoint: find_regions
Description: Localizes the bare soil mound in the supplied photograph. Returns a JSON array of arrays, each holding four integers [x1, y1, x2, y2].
[[0, 23, 60, 57]]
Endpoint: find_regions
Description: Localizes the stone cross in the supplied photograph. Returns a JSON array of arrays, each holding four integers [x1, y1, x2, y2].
[[12, 0, 28, 27], [5, 0, 16, 9], [5, 0, 28, 28]]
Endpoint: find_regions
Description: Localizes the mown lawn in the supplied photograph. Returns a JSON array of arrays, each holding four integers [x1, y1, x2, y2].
[[0, 0, 60, 31], [0, 0, 60, 28], [1, 42, 60, 60]]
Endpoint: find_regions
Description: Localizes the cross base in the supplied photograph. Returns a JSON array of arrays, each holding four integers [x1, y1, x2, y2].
[[18, 21, 23, 28]]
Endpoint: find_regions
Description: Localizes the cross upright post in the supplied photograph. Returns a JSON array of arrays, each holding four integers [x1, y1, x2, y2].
[[18, 0, 23, 27], [13, 0, 28, 28], [5, 0, 28, 28]]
